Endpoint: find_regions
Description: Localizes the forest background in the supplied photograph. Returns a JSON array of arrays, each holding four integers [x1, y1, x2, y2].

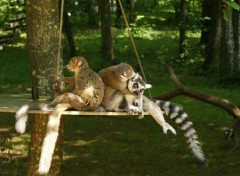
[[0, 0, 240, 175]]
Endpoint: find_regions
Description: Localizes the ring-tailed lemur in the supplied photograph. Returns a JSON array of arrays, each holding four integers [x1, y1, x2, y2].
[[125, 73, 152, 118], [127, 73, 208, 167], [98, 65, 176, 135], [225, 118, 240, 151]]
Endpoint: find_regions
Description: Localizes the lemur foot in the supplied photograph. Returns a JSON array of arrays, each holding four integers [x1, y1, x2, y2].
[[162, 122, 176, 135]]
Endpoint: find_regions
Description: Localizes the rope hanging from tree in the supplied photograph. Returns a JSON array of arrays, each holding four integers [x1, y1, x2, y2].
[[56, 0, 65, 77], [56, 0, 152, 98], [117, 0, 152, 99]]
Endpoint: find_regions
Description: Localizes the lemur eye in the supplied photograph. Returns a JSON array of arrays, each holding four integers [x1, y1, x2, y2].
[[133, 83, 138, 88]]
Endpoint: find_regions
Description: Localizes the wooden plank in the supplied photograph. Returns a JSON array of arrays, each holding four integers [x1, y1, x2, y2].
[[0, 94, 149, 116]]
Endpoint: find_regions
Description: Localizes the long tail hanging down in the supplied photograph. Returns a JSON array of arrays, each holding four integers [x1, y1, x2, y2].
[[38, 103, 71, 174], [156, 100, 208, 167]]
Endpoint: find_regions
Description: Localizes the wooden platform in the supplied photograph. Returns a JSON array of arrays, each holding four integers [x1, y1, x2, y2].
[[0, 94, 148, 116]]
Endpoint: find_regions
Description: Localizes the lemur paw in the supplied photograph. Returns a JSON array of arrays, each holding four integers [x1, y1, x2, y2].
[[162, 122, 176, 135], [53, 81, 62, 95], [138, 112, 145, 119]]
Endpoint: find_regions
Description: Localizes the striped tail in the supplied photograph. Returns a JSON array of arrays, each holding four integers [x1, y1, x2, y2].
[[156, 100, 208, 167], [38, 103, 71, 174]]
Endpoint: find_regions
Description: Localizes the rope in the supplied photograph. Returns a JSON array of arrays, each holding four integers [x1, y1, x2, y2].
[[56, 0, 64, 76], [117, 0, 152, 99]]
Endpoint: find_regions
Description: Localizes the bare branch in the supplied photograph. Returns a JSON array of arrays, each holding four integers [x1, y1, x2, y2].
[[156, 64, 240, 119]]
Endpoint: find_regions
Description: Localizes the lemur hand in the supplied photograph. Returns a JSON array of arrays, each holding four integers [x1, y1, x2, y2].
[[162, 122, 176, 135]]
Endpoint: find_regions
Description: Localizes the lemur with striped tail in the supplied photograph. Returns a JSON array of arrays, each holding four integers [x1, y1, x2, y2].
[[127, 73, 208, 167]]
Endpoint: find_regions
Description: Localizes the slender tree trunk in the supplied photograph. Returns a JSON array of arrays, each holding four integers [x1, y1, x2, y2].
[[86, 0, 98, 27], [232, 0, 240, 74], [97, 0, 114, 61], [173, 0, 180, 21], [220, 7, 234, 76], [26, 0, 64, 175], [203, 0, 222, 71], [178, 0, 187, 62], [200, 0, 213, 45], [128, 0, 135, 23], [63, 9, 77, 57], [115, 0, 122, 28]]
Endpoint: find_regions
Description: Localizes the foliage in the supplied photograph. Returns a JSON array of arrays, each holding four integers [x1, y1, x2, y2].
[[0, 0, 9, 26], [223, 0, 240, 21], [0, 0, 240, 174]]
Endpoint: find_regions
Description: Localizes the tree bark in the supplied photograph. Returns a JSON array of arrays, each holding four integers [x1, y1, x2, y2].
[[63, 9, 77, 57], [220, 6, 234, 76], [97, 0, 114, 61], [199, 0, 213, 45], [128, 0, 135, 23], [154, 64, 240, 119], [203, 0, 222, 71], [232, 0, 240, 74], [178, 0, 187, 62], [26, 0, 63, 100], [26, 0, 64, 175]]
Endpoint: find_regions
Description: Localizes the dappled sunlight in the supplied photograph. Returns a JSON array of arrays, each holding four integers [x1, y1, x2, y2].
[[65, 139, 98, 147]]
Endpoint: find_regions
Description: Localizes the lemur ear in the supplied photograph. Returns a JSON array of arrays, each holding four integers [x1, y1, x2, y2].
[[146, 84, 152, 89]]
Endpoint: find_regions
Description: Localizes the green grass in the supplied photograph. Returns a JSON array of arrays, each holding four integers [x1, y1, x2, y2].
[[1, 88, 240, 175]]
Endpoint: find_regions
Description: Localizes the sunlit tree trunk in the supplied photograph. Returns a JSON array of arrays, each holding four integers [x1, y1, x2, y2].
[[97, 0, 114, 61], [26, 0, 64, 175]]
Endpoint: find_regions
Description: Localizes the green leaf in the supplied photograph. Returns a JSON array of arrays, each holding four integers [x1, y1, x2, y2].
[[228, 1, 240, 11]]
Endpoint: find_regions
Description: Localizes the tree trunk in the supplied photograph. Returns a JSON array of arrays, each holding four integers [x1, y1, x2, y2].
[[199, 0, 213, 45], [26, 0, 64, 175], [86, 0, 98, 27], [232, 0, 240, 74], [97, 0, 114, 61], [26, 0, 62, 100], [115, 0, 122, 28], [128, 0, 135, 23], [220, 7, 234, 76], [203, 0, 222, 71], [178, 0, 187, 62], [63, 9, 77, 57]]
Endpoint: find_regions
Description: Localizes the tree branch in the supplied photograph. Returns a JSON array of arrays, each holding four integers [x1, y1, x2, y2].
[[154, 64, 240, 119]]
